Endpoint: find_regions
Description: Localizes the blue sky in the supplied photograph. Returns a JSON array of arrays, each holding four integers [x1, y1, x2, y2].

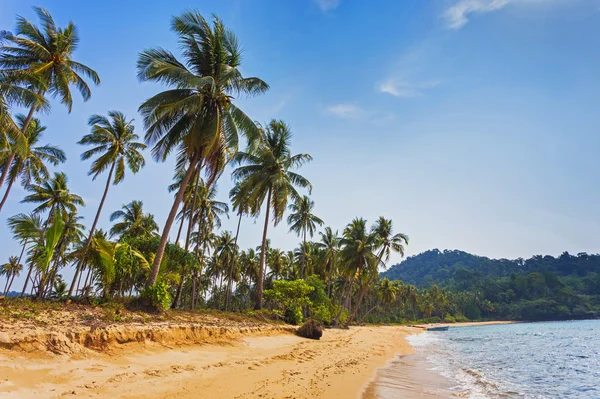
[[2, 0, 600, 288]]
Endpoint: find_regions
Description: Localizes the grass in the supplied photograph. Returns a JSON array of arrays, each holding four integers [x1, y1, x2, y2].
[[0, 297, 285, 327]]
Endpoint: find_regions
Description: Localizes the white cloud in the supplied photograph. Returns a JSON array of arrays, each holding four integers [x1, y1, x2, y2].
[[443, 0, 574, 29], [379, 79, 440, 98], [313, 0, 341, 11], [325, 103, 363, 118], [444, 0, 511, 29]]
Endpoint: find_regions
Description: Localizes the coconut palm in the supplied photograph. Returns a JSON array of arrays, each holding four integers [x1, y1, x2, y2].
[[69, 111, 146, 296], [348, 217, 409, 322], [287, 195, 323, 278], [232, 120, 312, 308], [109, 200, 159, 239], [316, 227, 340, 297], [137, 10, 268, 288], [1, 255, 23, 296], [335, 218, 379, 324], [6, 212, 43, 296], [21, 172, 84, 223], [0, 115, 65, 212], [214, 231, 238, 310], [0, 7, 100, 191]]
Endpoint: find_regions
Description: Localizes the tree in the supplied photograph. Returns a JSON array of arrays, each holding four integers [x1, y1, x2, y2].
[[335, 218, 379, 324], [109, 200, 158, 239], [6, 212, 43, 296], [137, 11, 268, 288], [0, 115, 65, 212], [1, 255, 23, 296], [69, 111, 146, 296], [287, 195, 323, 278], [232, 120, 312, 308], [349, 217, 408, 323], [21, 172, 84, 223], [316, 227, 340, 297], [0, 7, 99, 193]]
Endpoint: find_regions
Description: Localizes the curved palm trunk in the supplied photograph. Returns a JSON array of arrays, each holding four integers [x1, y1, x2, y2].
[[255, 187, 272, 310], [21, 263, 34, 298], [175, 202, 187, 246], [225, 212, 243, 311], [147, 152, 198, 289], [0, 174, 17, 213], [69, 161, 116, 297], [0, 105, 36, 205]]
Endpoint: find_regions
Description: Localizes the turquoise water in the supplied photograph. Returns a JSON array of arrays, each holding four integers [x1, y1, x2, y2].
[[408, 320, 600, 398]]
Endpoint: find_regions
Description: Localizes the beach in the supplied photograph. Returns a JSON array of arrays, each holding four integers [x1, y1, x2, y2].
[[0, 322, 418, 399]]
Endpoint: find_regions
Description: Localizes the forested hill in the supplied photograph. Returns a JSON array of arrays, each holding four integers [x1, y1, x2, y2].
[[381, 249, 600, 287]]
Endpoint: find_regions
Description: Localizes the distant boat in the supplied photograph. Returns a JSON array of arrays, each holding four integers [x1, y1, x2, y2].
[[427, 326, 449, 331]]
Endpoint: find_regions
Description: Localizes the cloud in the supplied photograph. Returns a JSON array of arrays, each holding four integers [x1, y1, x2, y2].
[[313, 0, 341, 11], [379, 79, 440, 98], [443, 0, 574, 29], [325, 103, 363, 118], [444, 0, 510, 29]]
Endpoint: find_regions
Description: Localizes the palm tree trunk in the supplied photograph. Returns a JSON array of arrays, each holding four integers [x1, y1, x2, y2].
[[0, 105, 37, 203], [69, 161, 116, 297], [147, 152, 198, 288], [3, 271, 11, 296], [173, 169, 200, 308], [175, 202, 187, 246], [21, 263, 34, 298], [301, 227, 307, 279], [327, 259, 333, 298], [6, 271, 17, 296], [255, 187, 272, 310], [0, 174, 17, 213], [225, 212, 243, 311]]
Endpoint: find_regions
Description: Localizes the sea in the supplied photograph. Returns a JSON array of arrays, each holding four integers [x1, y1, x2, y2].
[[364, 320, 600, 398]]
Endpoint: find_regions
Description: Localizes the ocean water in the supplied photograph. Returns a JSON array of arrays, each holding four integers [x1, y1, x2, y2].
[[405, 320, 600, 398]]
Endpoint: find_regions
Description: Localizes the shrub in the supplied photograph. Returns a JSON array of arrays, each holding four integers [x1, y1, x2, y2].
[[444, 314, 456, 323], [140, 281, 172, 312], [311, 304, 332, 325], [264, 280, 313, 325]]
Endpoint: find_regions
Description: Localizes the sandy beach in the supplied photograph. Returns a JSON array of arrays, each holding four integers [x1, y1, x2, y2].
[[0, 324, 418, 399]]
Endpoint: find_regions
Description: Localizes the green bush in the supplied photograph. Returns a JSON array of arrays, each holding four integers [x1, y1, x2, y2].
[[311, 304, 332, 325], [454, 312, 469, 322], [444, 314, 456, 323], [264, 280, 313, 325], [140, 281, 172, 312]]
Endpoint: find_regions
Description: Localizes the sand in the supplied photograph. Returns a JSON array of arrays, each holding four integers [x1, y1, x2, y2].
[[0, 325, 418, 399]]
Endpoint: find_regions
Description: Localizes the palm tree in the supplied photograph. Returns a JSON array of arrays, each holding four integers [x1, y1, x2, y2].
[[232, 120, 312, 308], [6, 212, 43, 296], [69, 111, 146, 296], [348, 217, 409, 322], [287, 195, 323, 278], [0, 115, 65, 212], [336, 218, 379, 324], [0, 7, 100, 192], [316, 227, 340, 297], [214, 231, 238, 310], [137, 10, 268, 288], [1, 255, 23, 296], [21, 172, 84, 223], [109, 200, 159, 239]]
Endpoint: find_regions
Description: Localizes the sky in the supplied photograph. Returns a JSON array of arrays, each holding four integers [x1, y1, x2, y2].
[[1, 0, 600, 289]]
